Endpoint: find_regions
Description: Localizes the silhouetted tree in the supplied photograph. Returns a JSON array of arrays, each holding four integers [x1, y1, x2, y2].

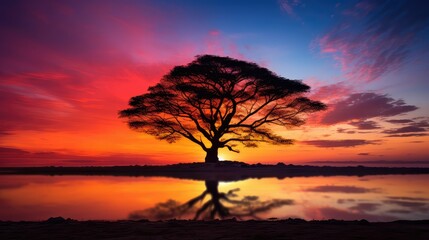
[[119, 55, 326, 163], [129, 180, 294, 220]]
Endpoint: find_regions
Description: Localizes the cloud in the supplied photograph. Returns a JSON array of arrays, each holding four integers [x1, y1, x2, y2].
[[383, 126, 426, 134], [386, 119, 414, 124], [386, 133, 428, 138], [0, 130, 12, 136], [349, 203, 380, 212], [388, 196, 429, 202], [383, 119, 429, 137], [304, 185, 380, 194], [321, 93, 418, 125], [388, 209, 411, 214], [357, 152, 384, 157], [384, 200, 428, 210], [309, 82, 352, 104], [302, 139, 379, 148], [304, 82, 354, 125], [0, 66, 172, 134], [0, 147, 156, 167], [337, 128, 356, 134], [318, 0, 429, 82], [357, 152, 370, 156], [413, 120, 429, 128], [278, 0, 301, 18], [337, 199, 356, 204], [349, 120, 381, 130]]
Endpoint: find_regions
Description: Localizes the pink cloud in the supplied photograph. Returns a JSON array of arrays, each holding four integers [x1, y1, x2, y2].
[[358, 152, 370, 156], [383, 126, 426, 134], [304, 82, 353, 125], [382, 119, 429, 137], [209, 30, 221, 36], [0, 147, 157, 167], [386, 133, 427, 138], [301, 139, 380, 148], [202, 30, 245, 59], [318, 0, 429, 82], [349, 120, 381, 130], [309, 82, 352, 104], [337, 128, 356, 134], [0, 68, 139, 132], [318, 30, 410, 82], [386, 119, 414, 124], [321, 93, 418, 125]]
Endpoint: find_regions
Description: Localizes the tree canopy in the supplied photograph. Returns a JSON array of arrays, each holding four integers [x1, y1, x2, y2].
[[119, 55, 326, 162]]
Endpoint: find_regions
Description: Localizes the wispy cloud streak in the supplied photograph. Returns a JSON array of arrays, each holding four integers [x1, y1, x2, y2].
[[318, 0, 429, 81], [302, 139, 379, 148]]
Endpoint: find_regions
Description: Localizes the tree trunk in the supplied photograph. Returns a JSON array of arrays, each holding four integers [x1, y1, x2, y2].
[[205, 180, 229, 218], [205, 180, 219, 195], [205, 147, 219, 163]]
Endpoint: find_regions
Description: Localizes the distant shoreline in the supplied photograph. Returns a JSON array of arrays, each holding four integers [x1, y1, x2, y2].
[[1, 218, 428, 240], [306, 160, 429, 166], [1, 162, 429, 181]]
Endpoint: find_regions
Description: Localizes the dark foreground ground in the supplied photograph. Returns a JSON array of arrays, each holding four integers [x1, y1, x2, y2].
[[1, 218, 429, 240]]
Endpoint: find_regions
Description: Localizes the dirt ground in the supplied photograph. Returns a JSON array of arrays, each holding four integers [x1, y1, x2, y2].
[[1, 218, 429, 240]]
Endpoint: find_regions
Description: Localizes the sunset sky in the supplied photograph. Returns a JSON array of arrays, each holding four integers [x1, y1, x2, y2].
[[1, 0, 428, 166]]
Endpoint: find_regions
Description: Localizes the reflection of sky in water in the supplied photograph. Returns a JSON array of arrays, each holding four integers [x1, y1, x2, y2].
[[0, 175, 428, 221]]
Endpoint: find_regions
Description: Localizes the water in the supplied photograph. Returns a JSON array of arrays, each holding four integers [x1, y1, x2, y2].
[[1, 175, 428, 221]]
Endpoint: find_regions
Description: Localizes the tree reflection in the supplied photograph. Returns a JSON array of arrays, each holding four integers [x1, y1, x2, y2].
[[129, 180, 293, 220]]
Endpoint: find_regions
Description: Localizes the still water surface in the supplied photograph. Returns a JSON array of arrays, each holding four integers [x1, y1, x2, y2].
[[1, 175, 428, 221]]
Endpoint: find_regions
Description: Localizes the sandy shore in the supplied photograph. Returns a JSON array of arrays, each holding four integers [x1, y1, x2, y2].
[[1, 218, 429, 240]]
